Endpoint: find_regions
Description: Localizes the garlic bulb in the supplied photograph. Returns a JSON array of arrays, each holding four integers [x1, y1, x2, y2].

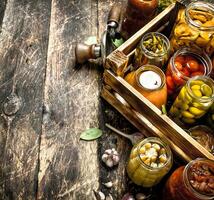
[[101, 148, 120, 167]]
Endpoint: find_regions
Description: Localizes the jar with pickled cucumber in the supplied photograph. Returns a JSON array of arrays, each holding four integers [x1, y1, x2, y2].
[[166, 48, 212, 99], [170, 2, 214, 56], [134, 32, 170, 69], [169, 76, 214, 124], [126, 137, 172, 187], [163, 158, 214, 200]]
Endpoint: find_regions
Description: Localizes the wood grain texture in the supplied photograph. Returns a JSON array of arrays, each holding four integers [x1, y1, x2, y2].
[[38, 0, 100, 199], [0, 0, 51, 199], [97, 1, 133, 199]]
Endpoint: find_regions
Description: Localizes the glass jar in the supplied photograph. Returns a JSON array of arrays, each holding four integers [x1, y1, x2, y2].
[[127, 137, 172, 187], [121, 0, 158, 39], [166, 47, 212, 99], [133, 32, 170, 69], [125, 65, 167, 109], [170, 1, 214, 56], [188, 125, 214, 154], [207, 102, 214, 129], [169, 76, 214, 124], [211, 55, 214, 79], [163, 158, 214, 200]]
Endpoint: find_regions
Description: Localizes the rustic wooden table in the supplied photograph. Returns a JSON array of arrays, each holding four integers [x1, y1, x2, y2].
[[0, 0, 138, 199]]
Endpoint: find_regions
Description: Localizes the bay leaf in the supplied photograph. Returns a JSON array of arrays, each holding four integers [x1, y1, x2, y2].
[[80, 128, 102, 141]]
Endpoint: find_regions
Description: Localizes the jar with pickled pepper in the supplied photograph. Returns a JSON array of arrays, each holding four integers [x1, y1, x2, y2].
[[163, 158, 214, 200], [121, 0, 158, 39], [125, 65, 167, 109], [169, 76, 214, 124], [166, 47, 212, 99], [170, 1, 214, 56], [127, 137, 173, 187], [134, 32, 170, 69]]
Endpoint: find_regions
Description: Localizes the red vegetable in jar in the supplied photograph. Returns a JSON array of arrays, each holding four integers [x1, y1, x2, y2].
[[121, 0, 158, 39], [163, 159, 214, 200], [166, 48, 212, 99]]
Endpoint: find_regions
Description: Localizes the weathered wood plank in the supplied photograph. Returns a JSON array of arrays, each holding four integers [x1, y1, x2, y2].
[[0, 0, 51, 199], [38, 0, 100, 199], [97, 1, 134, 199]]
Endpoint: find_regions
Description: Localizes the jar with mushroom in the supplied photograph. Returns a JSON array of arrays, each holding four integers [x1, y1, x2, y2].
[[170, 1, 214, 56], [126, 137, 173, 187]]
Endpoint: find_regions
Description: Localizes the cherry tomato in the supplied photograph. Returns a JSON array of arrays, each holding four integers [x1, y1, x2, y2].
[[181, 67, 190, 77], [175, 61, 183, 71], [175, 56, 185, 65], [172, 73, 185, 85], [186, 59, 199, 72], [166, 75, 175, 90], [191, 71, 204, 77]]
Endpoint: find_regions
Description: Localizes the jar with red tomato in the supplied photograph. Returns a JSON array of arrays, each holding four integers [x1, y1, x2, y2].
[[121, 0, 158, 39], [163, 158, 214, 200], [166, 47, 212, 99]]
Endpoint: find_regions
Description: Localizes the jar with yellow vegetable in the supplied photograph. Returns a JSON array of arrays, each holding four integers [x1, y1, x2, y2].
[[126, 137, 173, 187], [169, 76, 214, 124], [170, 1, 214, 56]]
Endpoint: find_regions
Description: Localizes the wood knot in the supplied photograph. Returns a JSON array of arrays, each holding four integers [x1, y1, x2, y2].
[[3, 93, 22, 116]]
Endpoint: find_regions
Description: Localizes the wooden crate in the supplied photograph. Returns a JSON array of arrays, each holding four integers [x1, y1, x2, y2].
[[101, 1, 214, 162]]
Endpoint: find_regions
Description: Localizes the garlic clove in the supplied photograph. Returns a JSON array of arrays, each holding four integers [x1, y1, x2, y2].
[[93, 190, 105, 200], [135, 193, 147, 200], [122, 193, 135, 200], [102, 181, 113, 188], [112, 155, 119, 165], [102, 154, 108, 162], [106, 158, 114, 168], [105, 149, 112, 155]]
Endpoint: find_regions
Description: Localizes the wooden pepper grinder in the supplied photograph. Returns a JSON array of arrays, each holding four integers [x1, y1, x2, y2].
[[121, 0, 158, 39]]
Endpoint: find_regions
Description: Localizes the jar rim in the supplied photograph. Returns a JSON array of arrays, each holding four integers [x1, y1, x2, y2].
[[186, 75, 214, 102], [183, 158, 214, 199], [185, 1, 214, 31], [140, 32, 170, 57], [135, 65, 166, 91], [136, 137, 172, 170], [170, 47, 212, 81]]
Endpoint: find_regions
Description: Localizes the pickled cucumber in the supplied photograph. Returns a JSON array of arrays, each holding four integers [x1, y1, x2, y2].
[[201, 84, 212, 97]]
